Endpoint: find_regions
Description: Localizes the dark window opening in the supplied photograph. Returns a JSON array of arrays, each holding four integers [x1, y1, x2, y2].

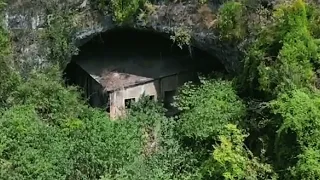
[[164, 90, 176, 109], [125, 98, 135, 109], [164, 90, 180, 116], [106, 101, 110, 113], [149, 95, 155, 101]]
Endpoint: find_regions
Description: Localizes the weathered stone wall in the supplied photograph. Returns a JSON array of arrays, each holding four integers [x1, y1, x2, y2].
[[5, 0, 242, 74], [109, 71, 194, 119]]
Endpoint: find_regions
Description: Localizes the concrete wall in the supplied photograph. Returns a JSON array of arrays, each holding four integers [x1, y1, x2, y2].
[[109, 80, 160, 119], [109, 71, 195, 119]]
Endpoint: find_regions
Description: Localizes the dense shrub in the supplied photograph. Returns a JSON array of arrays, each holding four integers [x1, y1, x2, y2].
[[10, 67, 86, 126], [110, 0, 146, 24], [0, 70, 145, 179], [0, 105, 71, 179], [217, 1, 246, 41], [101, 96, 199, 179], [200, 124, 277, 180], [0, 104, 146, 179], [270, 88, 320, 179], [240, 0, 319, 98], [66, 107, 144, 179], [174, 78, 246, 140]]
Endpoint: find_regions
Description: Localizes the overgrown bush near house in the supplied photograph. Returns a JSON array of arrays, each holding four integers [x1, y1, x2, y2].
[[0, 68, 146, 179], [239, 0, 319, 98], [101, 96, 200, 180], [1, 72, 201, 179], [269, 88, 320, 179], [0, 105, 71, 180], [0, 104, 146, 179], [200, 124, 277, 180], [235, 1, 320, 179], [10, 66, 86, 126], [174, 77, 246, 140], [66, 107, 144, 179]]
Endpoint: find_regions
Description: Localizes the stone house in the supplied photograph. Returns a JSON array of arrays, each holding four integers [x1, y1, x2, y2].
[[64, 52, 196, 119]]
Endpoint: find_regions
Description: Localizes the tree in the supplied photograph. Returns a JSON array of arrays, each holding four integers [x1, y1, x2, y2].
[[240, 0, 319, 99], [270, 88, 320, 179], [174, 77, 246, 140], [200, 124, 277, 180]]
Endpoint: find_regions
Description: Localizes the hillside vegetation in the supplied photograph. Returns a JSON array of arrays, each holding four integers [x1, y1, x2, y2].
[[1, 0, 320, 179]]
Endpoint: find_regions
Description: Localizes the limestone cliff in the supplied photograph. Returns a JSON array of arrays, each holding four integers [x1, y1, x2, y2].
[[5, 0, 243, 74]]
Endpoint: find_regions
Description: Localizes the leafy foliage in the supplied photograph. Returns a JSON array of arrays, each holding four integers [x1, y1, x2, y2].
[[110, 0, 146, 24], [101, 96, 199, 179], [174, 78, 246, 139], [201, 124, 277, 180], [217, 1, 246, 41], [10, 67, 85, 126], [170, 27, 192, 49], [0, 70, 145, 179], [40, 13, 78, 69], [240, 0, 319, 98], [306, 2, 320, 38], [0, 2, 20, 109], [0, 105, 70, 180], [270, 89, 320, 179]]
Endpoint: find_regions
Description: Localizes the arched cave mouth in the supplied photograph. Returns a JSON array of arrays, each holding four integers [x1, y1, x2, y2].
[[63, 27, 225, 117], [71, 27, 225, 74]]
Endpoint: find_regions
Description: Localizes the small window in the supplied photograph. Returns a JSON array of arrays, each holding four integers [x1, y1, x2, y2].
[[149, 95, 155, 101], [125, 98, 135, 109], [164, 90, 176, 109], [106, 102, 110, 113]]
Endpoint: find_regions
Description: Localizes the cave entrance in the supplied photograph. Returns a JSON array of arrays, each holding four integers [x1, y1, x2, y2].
[[63, 28, 225, 118]]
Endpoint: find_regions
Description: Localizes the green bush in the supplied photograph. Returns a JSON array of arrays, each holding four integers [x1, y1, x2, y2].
[[217, 1, 246, 40], [10, 67, 86, 126], [66, 107, 144, 179], [200, 124, 277, 180], [0, 105, 71, 179], [110, 0, 146, 24], [0, 104, 146, 179], [306, 2, 320, 38], [174, 78, 246, 140], [101, 96, 199, 180], [270, 88, 320, 179], [239, 0, 319, 98], [0, 69, 146, 179]]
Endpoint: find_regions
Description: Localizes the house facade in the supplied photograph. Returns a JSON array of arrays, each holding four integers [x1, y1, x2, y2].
[[64, 52, 196, 119], [108, 70, 194, 118]]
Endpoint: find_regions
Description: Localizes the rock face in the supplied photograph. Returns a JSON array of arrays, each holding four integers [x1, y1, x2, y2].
[[6, 0, 241, 74]]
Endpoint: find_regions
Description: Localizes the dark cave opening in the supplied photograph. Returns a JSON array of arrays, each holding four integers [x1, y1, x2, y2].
[[63, 27, 226, 116], [70, 27, 225, 76]]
